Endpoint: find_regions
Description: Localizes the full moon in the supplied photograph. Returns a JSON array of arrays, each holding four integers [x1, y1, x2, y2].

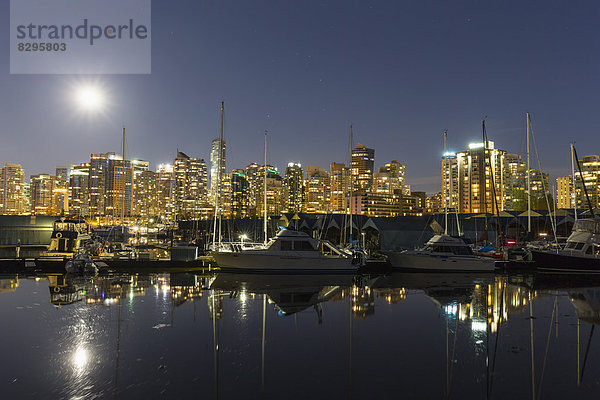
[[75, 85, 105, 112]]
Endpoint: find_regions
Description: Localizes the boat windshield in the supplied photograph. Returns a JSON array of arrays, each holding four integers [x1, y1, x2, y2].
[[573, 219, 600, 233], [426, 244, 473, 255]]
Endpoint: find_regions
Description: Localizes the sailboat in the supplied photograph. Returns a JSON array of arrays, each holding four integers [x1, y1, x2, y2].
[[210, 131, 359, 272], [530, 145, 600, 272], [382, 131, 495, 272]]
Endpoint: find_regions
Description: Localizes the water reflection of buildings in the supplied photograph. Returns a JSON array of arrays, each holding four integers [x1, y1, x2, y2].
[[350, 285, 374, 319], [375, 287, 407, 304], [0, 276, 19, 292]]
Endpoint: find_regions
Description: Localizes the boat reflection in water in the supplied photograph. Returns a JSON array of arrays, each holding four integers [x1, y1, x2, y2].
[[7, 269, 600, 398]]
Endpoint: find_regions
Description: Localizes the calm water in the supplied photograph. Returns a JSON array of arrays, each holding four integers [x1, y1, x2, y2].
[[1, 271, 600, 399]]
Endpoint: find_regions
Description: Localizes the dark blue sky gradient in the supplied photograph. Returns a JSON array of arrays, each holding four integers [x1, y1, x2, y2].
[[1, 0, 599, 193]]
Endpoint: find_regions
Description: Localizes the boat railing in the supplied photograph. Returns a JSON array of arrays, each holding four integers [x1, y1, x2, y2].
[[320, 240, 351, 258], [209, 241, 266, 252]]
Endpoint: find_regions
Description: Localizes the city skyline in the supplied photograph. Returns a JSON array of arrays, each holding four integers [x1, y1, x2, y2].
[[1, 1, 599, 193]]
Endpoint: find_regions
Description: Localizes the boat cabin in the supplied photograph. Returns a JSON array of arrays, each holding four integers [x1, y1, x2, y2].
[[46, 219, 91, 254]]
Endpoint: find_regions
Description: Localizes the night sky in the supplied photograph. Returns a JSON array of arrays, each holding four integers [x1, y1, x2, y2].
[[1, 0, 599, 193]]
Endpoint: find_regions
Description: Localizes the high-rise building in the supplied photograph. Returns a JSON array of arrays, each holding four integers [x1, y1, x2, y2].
[[304, 165, 330, 213], [55, 166, 69, 188], [173, 151, 208, 219], [330, 162, 351, 213], [133, 170, 159, 221], [441, 141, 509, 214], [69, 163, 90, 218], [30, 174, 55, 215], [575, 155, 600, 210], [351, 144, 375, 193], [377, 160, 408, 195], [254, 165, 283, 216], [89, 152, 114, 218], [210, 138, 226, 204], [511, 167, 551, 211], [104, 156, 134, 222], [229, 169, 249, 218], [157, 163, 175, 222], [556, 175, 574, 209], [245, 163, 261, 216], [283, 163, 303, 213], [0, 163, 27, 215]]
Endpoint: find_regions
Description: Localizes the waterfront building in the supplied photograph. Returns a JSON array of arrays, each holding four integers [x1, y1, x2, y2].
[[104, 156, 134, 222], [30, 174, 55, 215], [131, 160, 150, 177], [245, 163, 261, 216], [330, 162, 351, 213], [304, 165, 330, 213], [441, 141, 509, 214], [283, 163, 303, 213], [348, 192, 402, 217], [156, 163, 175, 222], [173, 151, 208, 220], [351, 144, 375, 193], [377, 160, 408, 195], [255, 165, 283, 216], [0, 163, 27, 215], [133, 170, 159, 221], [575, 155, 600, 210], [511, 167, 551, 211], [210, 138, 226, 205], [69, 163, 90, 218], [89, 152, 115, 219], [229, 169, 249, 218], [55, 166, 69, 188], [556, 175, 574, 209]]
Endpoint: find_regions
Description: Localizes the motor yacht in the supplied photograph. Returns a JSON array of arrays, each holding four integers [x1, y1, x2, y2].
[[211, 228, 362, 272], [382, 234, 496, 272]]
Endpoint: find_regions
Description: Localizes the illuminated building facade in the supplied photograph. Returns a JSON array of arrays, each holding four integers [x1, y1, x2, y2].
[[229, 169, 249, 218], [351, 144, 374, 193], [210, 138, 226, 205], [255, 165, 283, 216], [330, 162, 351, 213], [304, 165, 330, 213], [376, 160, 408, 195], [173, 151, 208, 219], [156, 163, 175, 222], [104, 156, 134, 221], [69, 163, 90, 218], [575, 155, 600, 210], [245, 163, 260, 216], [442, 141, 509, 214], [30, 174, 55, 215], [556, 175, 574, 209], [283, 163, 303, 213], [133, 170, 159, 221], [0, 163, 27, 215]]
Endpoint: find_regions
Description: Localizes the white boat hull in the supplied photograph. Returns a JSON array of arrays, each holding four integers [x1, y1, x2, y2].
[[212, 252, 358, 273], [383, 251, 496, 272]]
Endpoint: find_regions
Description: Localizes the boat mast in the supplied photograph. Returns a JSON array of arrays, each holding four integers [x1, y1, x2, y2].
[[122, 126, 126, 234], [444, 130, 448, 235], [527, 112, 531, 233], [349, 124, 353, 244], [263, 130, 268, 245], [571, 143, 577, 222], [212, 101, 224, 246]]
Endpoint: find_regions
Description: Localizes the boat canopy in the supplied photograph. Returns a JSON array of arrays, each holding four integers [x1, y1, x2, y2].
[[573, 219, 600, 234]]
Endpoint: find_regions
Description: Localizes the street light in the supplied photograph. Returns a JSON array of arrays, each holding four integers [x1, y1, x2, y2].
[[240, 234, 248, 244]]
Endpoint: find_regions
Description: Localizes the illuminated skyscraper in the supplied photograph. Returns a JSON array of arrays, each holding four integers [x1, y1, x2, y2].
[[30, 174, 55, 215], [283, 163, 303, 213], [55, 166, 69, 188], [304, 165, 330, 213], [0, 163, 27, 215], [89, 152, 114, 218], [441, 141, 509, 214], [104, 156, 134, 221], [173, 151, 208, 219], [210, 138, 226, 204], [157, 163, 175, 222], [254, 165, 283, 216], [69, 163, 90, 218], [229, 169, 249, 218], [330, 162, 351, 213], [556, 175, 574, 209], [376, 160, 408, 195], [245, 163, 261, 216], [351, 144, 374, 193], [133, 170, 159, 221], [575, 155, 600, 209]]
